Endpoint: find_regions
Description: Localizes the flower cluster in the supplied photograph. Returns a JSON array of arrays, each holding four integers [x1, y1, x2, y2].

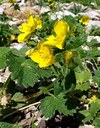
[[18, 15, 42, 43], [26, 20, 70, 68]]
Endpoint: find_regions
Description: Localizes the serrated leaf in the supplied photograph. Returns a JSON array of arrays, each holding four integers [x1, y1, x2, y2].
[[39, 93, 76, 118], [36, 67, 53, 78], [79, 110, 92, 123], [12, 92, 23, 101], [11, 92, 25, 107], [87, 49, 100, 58], [7, 51, 39, 87], [54, 82, 63, 96], [87, 39, 100, 47], [39, 87, 49, 94], [39, 96, 56, 118], [81, 99, 100, 123], [73, 34, 87, 48], [75, 70, 92, 84], [0, 47, 10, 69], [90, 100, 100, 117], [0, 122, 22, 128], [93, 68, 100, 86], [76, 82, 90, 91], [93, 117, 100, 128]]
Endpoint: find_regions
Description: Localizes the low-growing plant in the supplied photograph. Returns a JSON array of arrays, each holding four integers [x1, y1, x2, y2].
[[0, 5, 100, 128], [0, 14, 19, 46]]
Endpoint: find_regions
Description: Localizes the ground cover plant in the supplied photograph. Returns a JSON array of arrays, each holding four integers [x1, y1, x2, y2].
[[0, 0, 100, 127]]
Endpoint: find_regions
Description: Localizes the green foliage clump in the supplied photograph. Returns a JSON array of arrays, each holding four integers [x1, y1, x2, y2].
[[0, 1, 100, 127]]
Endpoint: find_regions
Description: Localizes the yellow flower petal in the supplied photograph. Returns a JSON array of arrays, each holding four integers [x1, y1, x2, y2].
[[43, 20, 69, 49], [18, 32, 31, 43], [30, 50, 41, 63], [55, 34, 66, 49], [43, 34, 66, 49], [19, 23, 29, 33], [43, 35, 56, 47], [28, 15, 37, 27], [54, 20, 69, 35], [34, 16, 42, 29]]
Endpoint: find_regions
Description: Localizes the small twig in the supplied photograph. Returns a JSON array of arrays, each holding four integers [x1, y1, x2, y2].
[[1, 101, 41, 120]]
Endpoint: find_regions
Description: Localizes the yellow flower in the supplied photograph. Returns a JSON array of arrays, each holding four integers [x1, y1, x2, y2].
[[65, 51, 75, 64], [88, 95, 97, 104], [26, 42, 55, 68], [54, 20, 69, 35], [34, 16, 42, 29], [18, 32, 31, 42], [18, 15, 42, 43], [9, 0, 16, 4], [19, 17, 37, 33], [80, 15, 90, 25], [43, 20, 69, 49]]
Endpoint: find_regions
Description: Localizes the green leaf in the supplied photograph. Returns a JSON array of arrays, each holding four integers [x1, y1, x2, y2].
[[66, 34, 87, 50], [90, 100, 100, 117], [0, 122, 22, 128], [82, 99, 100, 123], [93, 68, 100, 86], [73, 34, 87, 48], [79, 110, 92, 123], [76, 82, 90, 91], [32, 122, 37, 128], [54, 82, 63, 96], [39, 93, 76, 118], [75, 70, 92, 84], [87, 39, 100, 47], [11, 92, 25, 107], [7, 51, 39, 87], [39, 87, 50, 94], [36, 67, 53, 78], [65, 70, 76, 92], [39, 96, 56, 118], [12, 92, 23, 101], [93, 117, 100, 128], [0, 47, 10, 69], [14, 4, 20, 10], [64, 16, 76, 27], [87, 49, 100, 58]]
